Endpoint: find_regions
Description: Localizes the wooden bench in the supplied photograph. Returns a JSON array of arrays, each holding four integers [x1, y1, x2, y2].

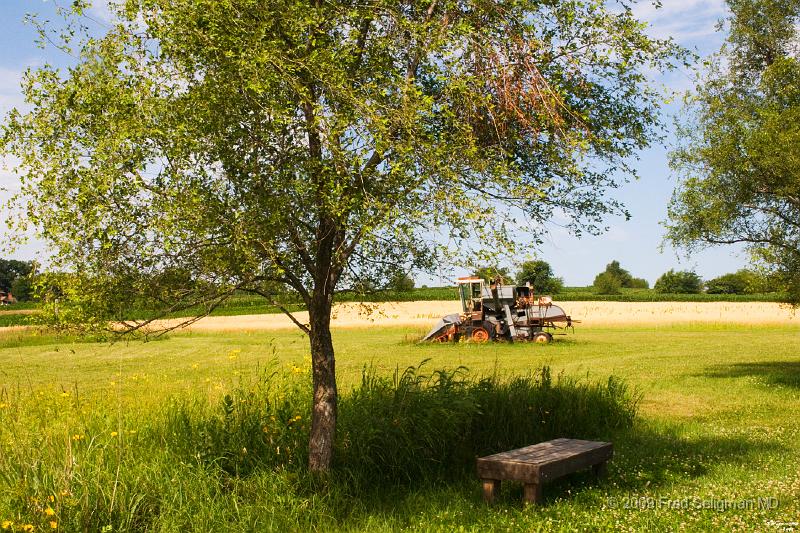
[[477, 438, 613, 505]]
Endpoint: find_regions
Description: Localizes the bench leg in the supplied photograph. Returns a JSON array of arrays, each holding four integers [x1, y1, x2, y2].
[[482, 479, 500, 503], [592, 461, 608, 478], [523, 482, 542, 505]]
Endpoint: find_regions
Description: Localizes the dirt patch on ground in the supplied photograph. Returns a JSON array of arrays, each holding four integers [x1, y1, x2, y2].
[[150, 300, 798, 333]]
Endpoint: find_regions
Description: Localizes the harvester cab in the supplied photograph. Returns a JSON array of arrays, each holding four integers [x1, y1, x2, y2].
[[422, 276, 574, 343]]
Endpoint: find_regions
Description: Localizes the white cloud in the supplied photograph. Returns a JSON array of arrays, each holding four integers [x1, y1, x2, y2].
[[87, 0, 119, 25], [633, 0, 728, 43]]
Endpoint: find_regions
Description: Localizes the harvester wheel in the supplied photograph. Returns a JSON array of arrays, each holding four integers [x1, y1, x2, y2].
[[533, 332, 552, 344], [471, 327, 490, 343]]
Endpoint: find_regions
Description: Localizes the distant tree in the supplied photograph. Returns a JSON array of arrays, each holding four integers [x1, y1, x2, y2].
[[705, 270, 753, 294], [654, 270, 703, 294], [704, 269, 781, 294], [474, 267, 511, 283], [10, 275, 34, 302], [594, 272, 622, 295], [389, 273, 415, 292], [593, 260, 641, 289], [0, 259, 34, 292], [351, 279, 377, 294], [746, 269, 784, 293], [629, 277, 650, 289], [515, 260, 564, 294], [667, 0, 800, 305]]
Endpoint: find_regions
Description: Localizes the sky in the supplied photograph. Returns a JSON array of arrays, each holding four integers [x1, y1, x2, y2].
[[0, 0, 749, 286]]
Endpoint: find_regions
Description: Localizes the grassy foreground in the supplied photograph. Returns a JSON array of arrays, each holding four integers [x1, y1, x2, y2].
[[1, 324, 799, 531]]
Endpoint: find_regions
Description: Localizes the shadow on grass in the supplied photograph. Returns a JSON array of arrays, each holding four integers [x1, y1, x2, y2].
[[701, 361, 800, 389], [325, 421, 787, 515], [249, 422, 787, 530]]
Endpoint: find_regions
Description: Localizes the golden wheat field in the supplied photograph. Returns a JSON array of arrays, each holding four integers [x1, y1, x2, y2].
[[149, 300, 798, 332]]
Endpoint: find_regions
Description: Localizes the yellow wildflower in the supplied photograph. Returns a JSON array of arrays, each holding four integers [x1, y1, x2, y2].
[[110, 431, 118, 438], [45, 506, 55, 516], [1, 521, 12, 530], [50, 521, 58, 529], [71, 434, 84, 441], [60, 392, 69, 398], [48, 495, 55, 502], [22, 525, 34, 533], [294, 415, 302, 421], [0, 403, 7, 409]]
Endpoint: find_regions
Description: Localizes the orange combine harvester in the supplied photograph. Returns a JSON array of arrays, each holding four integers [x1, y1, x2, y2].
[[422, 277, 574, 343]]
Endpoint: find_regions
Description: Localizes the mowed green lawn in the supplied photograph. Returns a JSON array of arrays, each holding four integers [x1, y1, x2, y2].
[[1, 324, 799, 531]]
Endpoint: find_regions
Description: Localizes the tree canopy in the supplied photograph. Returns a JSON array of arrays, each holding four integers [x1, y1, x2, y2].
[[515, 260, 563, 294], [473, 266, 511, 283], [2, 0, 682, 470], [705, 270, 754, 295], [592, 260, 647, 290], [653, 269, 702, 294], [667, 0, 800, 305], [0, 259, 34, 293]]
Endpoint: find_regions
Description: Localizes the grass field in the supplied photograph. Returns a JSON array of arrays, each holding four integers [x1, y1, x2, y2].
[[1, 323, 799, 531]]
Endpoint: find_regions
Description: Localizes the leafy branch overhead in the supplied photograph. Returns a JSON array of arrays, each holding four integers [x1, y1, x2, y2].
[[3, 0, 683, 327]]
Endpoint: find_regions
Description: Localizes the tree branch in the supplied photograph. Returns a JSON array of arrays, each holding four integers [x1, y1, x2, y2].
[[241, 287, 311, 335]]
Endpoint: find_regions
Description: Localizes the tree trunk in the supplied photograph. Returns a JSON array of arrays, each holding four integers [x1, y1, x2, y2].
[[307, 291, 337, 472]]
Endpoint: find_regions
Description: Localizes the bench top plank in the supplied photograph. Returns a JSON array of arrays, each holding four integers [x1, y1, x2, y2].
[[477, 438, 612, 483]]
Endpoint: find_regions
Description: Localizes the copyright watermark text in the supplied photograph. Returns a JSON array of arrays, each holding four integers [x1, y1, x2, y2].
[[606, 496, 780, 512]]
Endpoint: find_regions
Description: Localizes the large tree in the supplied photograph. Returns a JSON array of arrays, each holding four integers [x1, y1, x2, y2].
[[2, 0, 680, 470], [667, 0, 800, 304], [0, 259, 34, 293], [515, 260, 563, 294]]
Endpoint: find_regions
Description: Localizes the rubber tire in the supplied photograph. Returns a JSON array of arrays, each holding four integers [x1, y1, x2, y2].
[[471, 327, 490, 343], [533, 332, 552, 344]]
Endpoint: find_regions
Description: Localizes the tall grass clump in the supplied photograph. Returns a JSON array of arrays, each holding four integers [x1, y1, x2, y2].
[[335, 362, 639, 486], [0, 361, 637, 530], [158, 366, 311, 477]]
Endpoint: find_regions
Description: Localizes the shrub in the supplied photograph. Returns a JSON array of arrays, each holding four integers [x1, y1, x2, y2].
[[629, 277, 650, 289], [515, 260, 564, 294], [594, 272, 622, 294], [654, 269, 703, 294]]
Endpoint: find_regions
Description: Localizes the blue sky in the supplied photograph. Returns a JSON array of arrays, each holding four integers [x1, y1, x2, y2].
[[0, 1, 748, 286]]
